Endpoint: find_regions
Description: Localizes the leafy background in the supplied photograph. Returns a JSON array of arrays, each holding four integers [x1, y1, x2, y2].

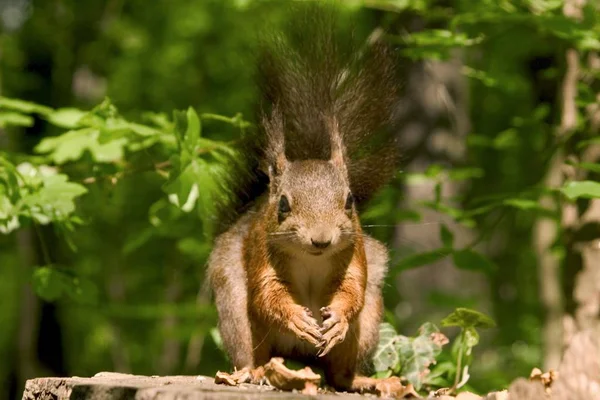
[[1, 0, 599, 398]]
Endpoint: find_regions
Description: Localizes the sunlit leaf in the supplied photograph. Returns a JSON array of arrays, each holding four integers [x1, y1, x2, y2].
[[35, 128, 127, 164], [0, 112, 34, 128], [210, 327, 224, 351], [0, 97, 53, 115], [46, 108, 88, 128], [502, 198, 541, 210], [20, 174, 88, 223], [441, 307, 496, 329], [0, 196, 19, 234], [560, 180, 600, 200], [570, 163, 600, 174]]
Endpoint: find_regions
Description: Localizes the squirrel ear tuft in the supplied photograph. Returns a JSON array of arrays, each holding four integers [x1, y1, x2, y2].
[[328, 116, 347, 174], [262, 105, 288, 187]]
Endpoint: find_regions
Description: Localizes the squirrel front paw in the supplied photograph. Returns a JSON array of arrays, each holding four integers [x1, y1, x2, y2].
[[317, 306, 349, 357], [287, 306, 323, 346]]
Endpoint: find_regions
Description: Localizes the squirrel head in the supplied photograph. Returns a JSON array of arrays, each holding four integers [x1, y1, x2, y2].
[[263, 112, 356, 257]]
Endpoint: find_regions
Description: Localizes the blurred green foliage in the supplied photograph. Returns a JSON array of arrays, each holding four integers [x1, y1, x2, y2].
[[1, 0, 600, 398]]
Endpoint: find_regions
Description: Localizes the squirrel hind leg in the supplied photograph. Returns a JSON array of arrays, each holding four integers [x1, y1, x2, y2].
[[356, 234, 388, 372], [208, 227, 255, 369]]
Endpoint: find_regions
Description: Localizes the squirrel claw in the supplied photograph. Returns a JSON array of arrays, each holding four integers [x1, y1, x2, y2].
[[317, 306, 348, 357], [289, 306, 322, 346]]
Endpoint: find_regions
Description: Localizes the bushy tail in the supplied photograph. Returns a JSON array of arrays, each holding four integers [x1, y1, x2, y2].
[[221, 3, 401, 229]]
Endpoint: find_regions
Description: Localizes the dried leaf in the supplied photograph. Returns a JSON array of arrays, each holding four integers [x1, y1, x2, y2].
[[214, 371, 238, 386], [528, 367, 558, 393], [302, 381, 319, 395], [214, 368, 252, 386], [373, 377, 419, 399], [431, 332, 450, 347], [263, 357, 321, 391]]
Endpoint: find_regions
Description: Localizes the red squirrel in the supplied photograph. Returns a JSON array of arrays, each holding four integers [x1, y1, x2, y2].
[[207, 4, 400, 394]]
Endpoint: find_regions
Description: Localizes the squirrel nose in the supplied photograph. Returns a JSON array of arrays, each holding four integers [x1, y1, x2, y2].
[[311, 239, 331, 249]]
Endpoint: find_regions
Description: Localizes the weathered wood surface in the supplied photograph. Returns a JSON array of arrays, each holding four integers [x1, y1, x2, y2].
[[21, 372, 372, 400]]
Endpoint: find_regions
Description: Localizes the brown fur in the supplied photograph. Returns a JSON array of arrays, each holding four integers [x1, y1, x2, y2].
[[206, 3, 397, 393], [207, 158, 390, 391]]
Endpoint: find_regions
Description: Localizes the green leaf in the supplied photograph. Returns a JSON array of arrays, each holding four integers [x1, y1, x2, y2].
[[452, 249, 496, 274], [20, 174, 88, 223], [464, 327, 479, 348], [123, 227, 156, 254], [0, 196, 19, 234], [569, 162, 600, 174], [32, 267, 66, 301], [372, 323, 400, 373], [35, 128, 127, 164], [177, 237, 212, 261], [46, 108, 88, 128], [173, 107, 202, 155], [128, 122, 162, 136], [394, 248, 452, 272], [0, 97, 53, 115], [395, 323, 445, 390], [440, 224, 454, 248], [0, 112, 34, 128], [502, 198, 541, 210], [164, 159, 203, 212], [560, 181, 600, 200], [185, 107, 202, 150], [373, 370, 393, 379], [447, 168, 484, 181], [32, 267, 98, 305], [452, 248, 491, 269], [210, 327, 224, 352], [441, 307, 496, 329]]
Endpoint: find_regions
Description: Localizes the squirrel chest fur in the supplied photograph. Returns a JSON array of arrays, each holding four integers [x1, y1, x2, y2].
[[206, 5, 400, 393]]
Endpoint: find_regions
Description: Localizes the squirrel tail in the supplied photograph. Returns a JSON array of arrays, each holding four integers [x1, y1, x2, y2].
[[219, 4, 401, 230], [258, 4, 400, 203]]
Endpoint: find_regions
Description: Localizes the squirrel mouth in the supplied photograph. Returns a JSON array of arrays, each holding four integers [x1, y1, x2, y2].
[[307, 250, 324, 256]]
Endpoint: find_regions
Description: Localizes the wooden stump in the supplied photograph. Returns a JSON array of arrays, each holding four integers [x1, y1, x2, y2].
[[21, 372, 362, 400]]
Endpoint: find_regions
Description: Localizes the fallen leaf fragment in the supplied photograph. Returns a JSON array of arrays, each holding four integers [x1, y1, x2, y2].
[[376, 378, 420, 398], [302, 381, 319, 395], [263, 357, 321, 391], [214, 371, 238, 386], [431, 332, 450, 347], [214, 368, 252, 386], [528, 367, 558, 393]]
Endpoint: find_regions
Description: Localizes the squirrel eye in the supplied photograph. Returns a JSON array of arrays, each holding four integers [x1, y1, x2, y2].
[[278, 195, 291, 214], [345, 193, 354, 211]]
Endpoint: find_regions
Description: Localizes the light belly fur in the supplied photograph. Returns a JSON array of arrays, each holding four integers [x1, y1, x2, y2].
[[272, 254, 333, 357]]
